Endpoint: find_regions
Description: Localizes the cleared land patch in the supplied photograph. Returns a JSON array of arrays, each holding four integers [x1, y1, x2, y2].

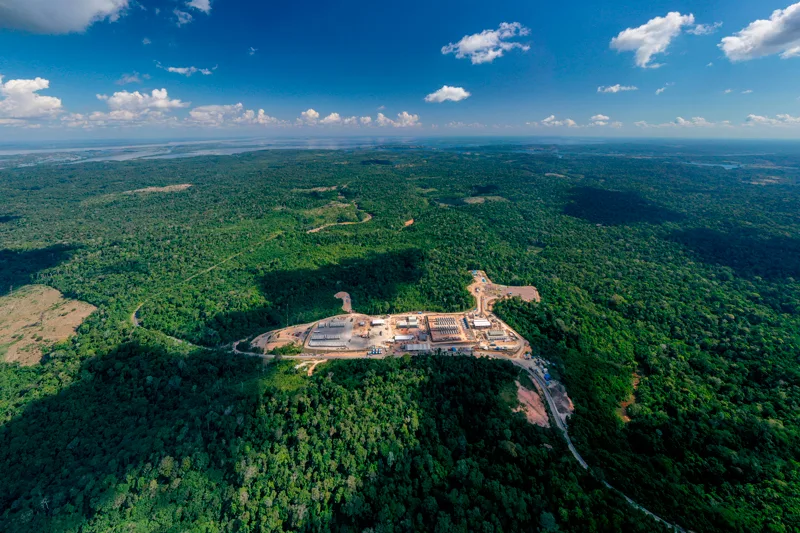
[[515, 381, 549, 427], [334, 292, 353, 313], [124, 184, 193, 195], [0, 285, 96, 365], [463, 196, 509, 205]]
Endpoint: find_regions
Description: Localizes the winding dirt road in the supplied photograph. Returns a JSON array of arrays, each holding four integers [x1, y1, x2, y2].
[[511, 360, 686, 533], [306, 213, 373, 234]]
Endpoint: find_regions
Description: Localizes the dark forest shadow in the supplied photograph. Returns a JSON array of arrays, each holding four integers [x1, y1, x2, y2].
[[0, 245, 77, 296], [564, 187, 684, 226], [0, 215, 20, 224], [670, 227, 800, 280], [142, 249, 429, 345], [0, 340, 265, 532]]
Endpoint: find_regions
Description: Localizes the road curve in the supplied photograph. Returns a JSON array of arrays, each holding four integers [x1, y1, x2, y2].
[[512, 361, 686, 533]]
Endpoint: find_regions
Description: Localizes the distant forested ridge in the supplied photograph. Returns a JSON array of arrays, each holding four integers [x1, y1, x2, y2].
[[0, 145, 798, 531]]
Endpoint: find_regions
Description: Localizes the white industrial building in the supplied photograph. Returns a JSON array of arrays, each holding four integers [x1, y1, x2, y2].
[[403, 343, 431, 352], [394, 334, 415, 342], [371, 319, 386, 327], [473, 318, 491, 328]]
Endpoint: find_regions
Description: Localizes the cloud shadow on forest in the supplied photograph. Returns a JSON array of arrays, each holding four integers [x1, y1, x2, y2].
[[0, 244, 77, 296], [165, 249, 429, 346], [0, 215, 20, 224], [563, 187, 684, 226], [670, 227, 800, 281], [0, 341, 266, 532]]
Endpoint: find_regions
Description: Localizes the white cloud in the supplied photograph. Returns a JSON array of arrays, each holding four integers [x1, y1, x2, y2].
[[446, 121, 485, 128], [442, 22, 531, 64], [746, 113, 800, 126], [342, 116, 359, 126], [98, 88, 188, 112], [157, 63, 214, 76], [424, 86, 471, 103], [142, 37, 152, 45], [720, 3, 800, 61], [742, 89, 753, 95], [186, 0, 211, 14], [376, 111, 421, 128], [687, 22, 722, 36], [597, 84, 638, 93], [0, 0, 128, 34], [590, 114, 610, 126], [116, 72, 149, 85], [299, 108, 320, 124], [248, 47, 257, 56], [528, 115, 578, 127], [320, 112, 342, 125], [706, 62, 714, 67], [611, 12, 696, 68], [656, 82, 674, 95], [188, 104, 282, 127], [724, 89, 733, 94], [611, 121, 623, 128], [360, 116, 372, 125], [635, 116, 727, 128], [0, 76, 63, 122], [174, 9, 193, 26]]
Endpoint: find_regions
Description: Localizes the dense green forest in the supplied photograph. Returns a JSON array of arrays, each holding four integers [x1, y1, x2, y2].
[[0, 144, 798, 531]]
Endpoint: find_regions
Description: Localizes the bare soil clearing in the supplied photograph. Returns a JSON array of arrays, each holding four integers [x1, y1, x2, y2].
[[334, 292, 353, 313], [404, 219, 415, 227], [515, 381, 549, 427], [0, 285, 96, 365], [125, 184, 193, 194], [545, 173, 567, 178], [617, 374, 641, 423], [549, 381, 575, 426], [463, 196, 509, 205]]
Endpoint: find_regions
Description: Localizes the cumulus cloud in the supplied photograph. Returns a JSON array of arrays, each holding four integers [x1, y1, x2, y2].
[[746, 113, 800, 126], [174, 9, 193, 26], [186, 0, 211, 14], [597, 84, 638, 93], [376, 111, 421, 127], [142, 37, 152, 45], [0, 76, 63, 122], [424, 85, 471, 103], [188, 104, 282, 127], [635, 116, 727, 128], [360, 116, 372, 125], [590, 114, 610, 126], [724, 89, 733, 94], [720, 3, 800, 61], [298, 108, 320, 124], [611, 12, 696, 68], [320, 112, 342, 125], [98, 88, 189, 112], [248, 47, 257, 56], [528, 115, 577, 127], [442, 22, 531, 64], [742, 89, 753, 95], [0, 0, 128, 34]]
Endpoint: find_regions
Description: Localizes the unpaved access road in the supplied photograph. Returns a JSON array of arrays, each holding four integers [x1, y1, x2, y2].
[[511, 359, 686, 533], [307, 213, 373, 234]]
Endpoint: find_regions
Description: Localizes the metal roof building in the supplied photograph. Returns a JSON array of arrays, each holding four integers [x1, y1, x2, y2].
[[403, 343, 431, 352]]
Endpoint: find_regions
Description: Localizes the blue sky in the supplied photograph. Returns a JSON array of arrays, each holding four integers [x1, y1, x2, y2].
[[1, 0, 800, 139]]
